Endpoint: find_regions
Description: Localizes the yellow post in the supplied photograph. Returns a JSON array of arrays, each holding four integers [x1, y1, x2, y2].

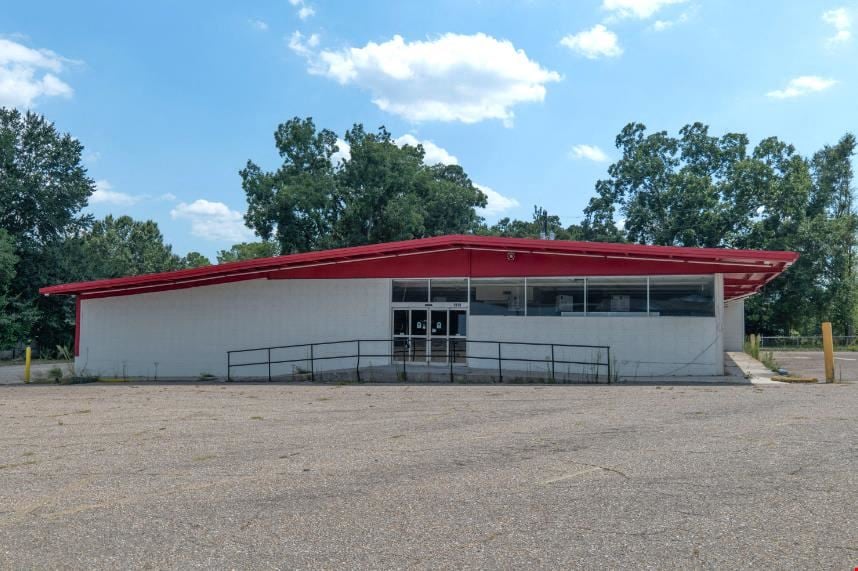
[[822, 322, 835, 383], [24, 346, 31, 384]]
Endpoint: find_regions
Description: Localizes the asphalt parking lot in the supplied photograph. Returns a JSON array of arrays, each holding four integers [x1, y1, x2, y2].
[[1, 382, 856, 569], [770, 350, 858, 382]]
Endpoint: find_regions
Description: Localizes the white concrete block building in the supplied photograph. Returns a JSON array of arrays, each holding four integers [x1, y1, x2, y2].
[[41, 235, 796, 381]]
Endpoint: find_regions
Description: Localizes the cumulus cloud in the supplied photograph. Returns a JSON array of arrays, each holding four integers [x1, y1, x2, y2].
[[288, 0, 315, 20], [394, 134, 458, 165], [602, 0, 687, 19], [570, 144, 610, 162], [560, 25, 623, 59], [766, 76, 837, 99], [0, 37, 74, 108], [288, 31, 320, 56], [329, 134, 457, 167], [89, 180, 144, 206], [475, 183, 520, 217], [303, 33, 560, 126], [171, 200, 253, 242], [823, 7, 852, 45]]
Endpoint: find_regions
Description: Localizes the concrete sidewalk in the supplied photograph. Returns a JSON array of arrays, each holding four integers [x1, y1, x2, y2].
[[724, 352, 785, 385]]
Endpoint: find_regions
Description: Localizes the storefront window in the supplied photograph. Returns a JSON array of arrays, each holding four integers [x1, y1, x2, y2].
[[470, 279, 525, 316], [392, 280, 428, 303], [649, 276, 714, 316], [430, 279, 468, 303], [586, 277, 648, 315], [527, 278, 586, 316]]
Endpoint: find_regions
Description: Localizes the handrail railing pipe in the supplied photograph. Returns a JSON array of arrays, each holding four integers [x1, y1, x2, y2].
[[226, 338, 612, 384]]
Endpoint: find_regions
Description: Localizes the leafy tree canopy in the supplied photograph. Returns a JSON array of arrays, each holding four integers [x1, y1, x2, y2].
[[216, 241, 279, 264], [240, 117, 487, 254], [182, 251, 212, 268], [580, 123, 857, 335], [71, 215, 186, 279]]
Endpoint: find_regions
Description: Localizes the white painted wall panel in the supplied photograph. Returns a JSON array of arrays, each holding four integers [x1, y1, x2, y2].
[[723, 299, 745, 352], [468, 274, 724, 377], [468, 314, 722, 377], [76, 278, 390, 378]]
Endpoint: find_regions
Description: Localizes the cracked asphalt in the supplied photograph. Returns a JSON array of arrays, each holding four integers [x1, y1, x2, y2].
[[1, 382, 856, 569]]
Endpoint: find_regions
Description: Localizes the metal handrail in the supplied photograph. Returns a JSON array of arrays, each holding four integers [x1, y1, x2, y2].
[[227, 338, 612, 383]]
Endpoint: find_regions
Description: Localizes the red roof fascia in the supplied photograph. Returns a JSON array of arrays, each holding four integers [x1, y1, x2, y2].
[[40, 234, 798, 298]]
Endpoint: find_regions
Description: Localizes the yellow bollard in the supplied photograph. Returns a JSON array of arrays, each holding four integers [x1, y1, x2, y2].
[[822, 322, 835, 383], [24, 346, 31, 384]]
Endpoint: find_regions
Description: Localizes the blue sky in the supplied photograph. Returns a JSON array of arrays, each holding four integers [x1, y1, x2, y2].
[[3, 0, 856, 258]]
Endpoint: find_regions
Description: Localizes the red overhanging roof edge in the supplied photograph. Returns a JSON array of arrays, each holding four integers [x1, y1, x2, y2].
[[40, 234, 799, 301]]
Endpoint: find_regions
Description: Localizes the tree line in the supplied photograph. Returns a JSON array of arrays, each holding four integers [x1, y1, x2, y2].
[[1, 110, 854, 353]]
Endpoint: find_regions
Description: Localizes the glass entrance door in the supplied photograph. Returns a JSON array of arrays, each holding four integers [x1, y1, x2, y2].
[[393, 308, 466, 364]]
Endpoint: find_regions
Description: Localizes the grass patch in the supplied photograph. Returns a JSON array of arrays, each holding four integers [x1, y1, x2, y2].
[[772, 376, 818, 383], [760, 351, 779, 372]]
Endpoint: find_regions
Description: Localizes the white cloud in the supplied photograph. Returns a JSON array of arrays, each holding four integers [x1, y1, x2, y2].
[[249, 19, 269, 31], [394, 134, 458, 165], [330, 137, 351, 165], [89, 180, 144, 206], [560, 25, 623, 59], [652, 9, 691, 31], [0, 37, 74, 108], [602, 0, 687, 19], [288, 0, 315, 19], [159, 192, 177, 202], [823, 7, 852, 45], [288, 31, 320, 56], [307, 33, 561, 126], [171, 200, 253, 242], [766, 75, 837, 99], [329, 134, 457, 167], [475, 183, 520, 217], [570, 144, 610, 162]]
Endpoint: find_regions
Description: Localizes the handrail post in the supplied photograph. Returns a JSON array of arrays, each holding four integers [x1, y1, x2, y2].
[[310, 344, 315, 382], [551, 344, 555, 383], [449, 342, 454, 383], [356, 340, 361, 383], [227, 351, 231, 382], [497, 343, 503, 384], [608, 345, 611, 385], [267, 348, 271, 382]]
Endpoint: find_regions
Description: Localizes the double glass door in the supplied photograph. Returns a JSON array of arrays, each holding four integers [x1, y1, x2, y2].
[[393, 308, 466, 364]]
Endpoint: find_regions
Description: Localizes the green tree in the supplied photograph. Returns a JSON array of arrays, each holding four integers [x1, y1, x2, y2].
[[482, 206, 585, 240], [240, 118, 487, 253], [583, 121, 857, 335], [241, 117, 339, 253], [182, 251, 212, 268], [216, 241, 279, 263], [0, 229, 25, 348], [0, 109, 95, 348], [73, 215, 186, 279]]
